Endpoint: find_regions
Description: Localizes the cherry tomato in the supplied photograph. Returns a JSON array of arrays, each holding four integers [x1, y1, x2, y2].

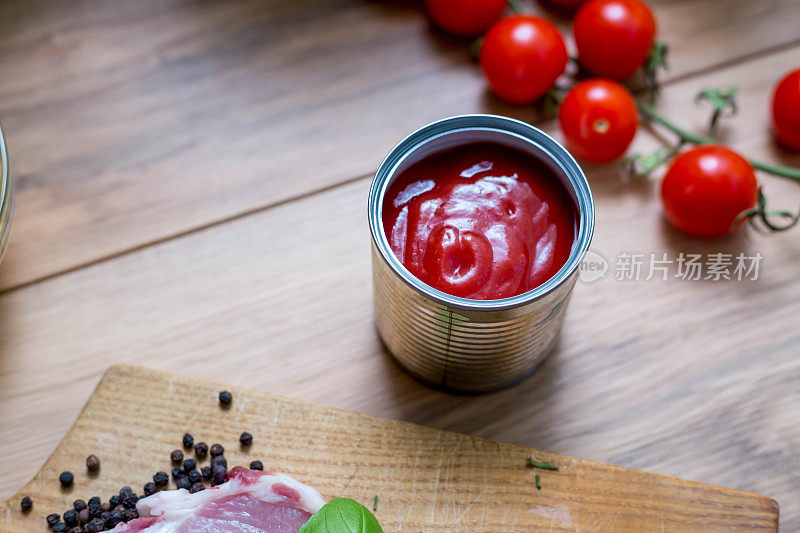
[[480, 16, 568, 104], [661, 146, 758, 238], [558, 79, 638, 162], [574, 0, 656, 80], [425, 0, 507, 37], [772, 68, 800, 151]]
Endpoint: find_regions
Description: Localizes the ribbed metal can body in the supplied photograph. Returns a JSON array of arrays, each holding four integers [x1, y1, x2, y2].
[[369, 115, 593, 393]]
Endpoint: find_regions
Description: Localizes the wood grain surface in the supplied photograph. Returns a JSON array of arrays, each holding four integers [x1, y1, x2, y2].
[[2, 40, 799, 526], [1, 0, 799, 290], [1, 0, 799, 532], [0, 366, 779, 531]]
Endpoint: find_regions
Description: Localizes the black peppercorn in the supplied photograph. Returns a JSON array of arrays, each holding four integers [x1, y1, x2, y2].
[[176, 477, 192, 490], [109, 495, 121, 508], [211, 455, 227, 469], [20, 496, 32, 512], [100, 511, 110, 523], [201, 466, 213, 480], [122, 494, 139, 509], [59, 471, 74, 487], [85, 518, 104, 532], [211, 465, 227, 486], [78, 509, 89, 525], [153, 471, 169, 487], [47, 513, 61, 526], [194, 441, 209, 458], [123, 508, 139, 522], [101, 502, 111, 513], [190, 482, 206, 493], [187, 469, 202, 484], [143, 481, 157, 496], [88, 496, 101, 507], [118, 487, 133, 499], [88, 501, 102, 518], [105, 510, 123, 529], [210, 443, 224, 457], [68, 527, 81, 533], [85, 455, 100, 472], [170, 449, 184, 463], [73, 499, 86, 512], [218, 390, 232, 405], [183, 433, 194, 448], [249, 460, 264, 471], [239, 432, 253, 446], [172, 467, 185, 479], [63, 509, 78, 527], [183, 458, 197, 472], [53, 522, 68, 533]]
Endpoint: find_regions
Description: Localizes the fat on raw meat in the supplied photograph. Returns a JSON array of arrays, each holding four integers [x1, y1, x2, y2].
[[112, 466, 326, 532]]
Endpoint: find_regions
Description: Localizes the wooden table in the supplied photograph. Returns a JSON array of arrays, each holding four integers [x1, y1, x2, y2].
[[0, 0, 798, 529]]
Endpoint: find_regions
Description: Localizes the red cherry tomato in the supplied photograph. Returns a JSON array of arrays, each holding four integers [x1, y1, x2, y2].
[[425, 0, 507, 37], [480, 15, 568, 104], [660, 146, 758, 238], [772, 68, 800, 151], [558, 79, 638, 162], [574, 0, 656, 80]]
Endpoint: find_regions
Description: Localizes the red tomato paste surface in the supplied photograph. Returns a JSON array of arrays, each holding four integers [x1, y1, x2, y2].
[[383, 142, 576, 300]]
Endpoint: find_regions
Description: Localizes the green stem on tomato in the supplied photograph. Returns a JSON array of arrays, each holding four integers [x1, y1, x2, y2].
[[469, 37, 483, 61], [751, 160, 800, 180], [637, 102, 716, 144], [637, 102, 800, 182], [623, 141, 684, 179], [642, 41, 669, 101], [507, 0, 525, 14], [735, 187, 800, 234], [695, 87, 737, 137]]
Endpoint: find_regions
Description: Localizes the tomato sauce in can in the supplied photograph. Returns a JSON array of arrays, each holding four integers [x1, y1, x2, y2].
[[382, 142, 576, 300], [369, 115, 594, 392]]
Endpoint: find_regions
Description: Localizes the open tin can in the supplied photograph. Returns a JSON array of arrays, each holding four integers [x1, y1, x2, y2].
[[368, 115, 594, 393]]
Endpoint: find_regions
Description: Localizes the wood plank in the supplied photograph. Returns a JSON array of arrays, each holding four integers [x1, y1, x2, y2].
[[1, 45, 799, 528], [0, 366, 778, 531], [1, 0, 799, 290]]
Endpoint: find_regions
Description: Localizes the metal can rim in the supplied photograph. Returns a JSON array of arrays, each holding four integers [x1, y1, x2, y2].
[[368, 114, 594, 312]]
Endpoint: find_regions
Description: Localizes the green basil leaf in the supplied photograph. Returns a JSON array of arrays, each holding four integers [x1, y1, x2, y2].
[[299, 497, 384, 533]]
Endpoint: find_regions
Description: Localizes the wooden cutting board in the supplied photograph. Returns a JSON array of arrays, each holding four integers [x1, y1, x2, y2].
[[1, 365, 778, 531]]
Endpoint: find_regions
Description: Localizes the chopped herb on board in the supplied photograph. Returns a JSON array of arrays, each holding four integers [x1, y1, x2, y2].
[[535, 474, 542, 490], [525, 458, 559, 471], [373, 495, 378, 511]]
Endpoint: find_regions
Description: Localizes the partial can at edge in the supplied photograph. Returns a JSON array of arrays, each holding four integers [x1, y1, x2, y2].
[[0, 124, 12, 266], [368, 115, 594, 393]]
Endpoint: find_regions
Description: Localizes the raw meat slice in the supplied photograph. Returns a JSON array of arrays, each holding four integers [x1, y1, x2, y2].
[[112, 467, 326, 532]]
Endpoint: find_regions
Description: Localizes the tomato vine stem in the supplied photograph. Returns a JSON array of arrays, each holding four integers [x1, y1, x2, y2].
[[507, 0, 525, 14], [637, 101, 800, 182], [735, 187, 800, 234]]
